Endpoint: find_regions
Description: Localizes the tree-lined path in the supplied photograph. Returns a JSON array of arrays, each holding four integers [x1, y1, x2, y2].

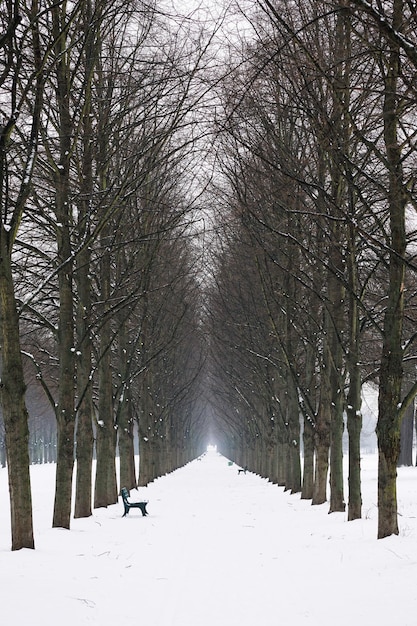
[[2, 0, 417, 551]]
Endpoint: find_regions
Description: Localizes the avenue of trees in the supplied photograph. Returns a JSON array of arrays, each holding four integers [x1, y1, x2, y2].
[[0, 0, 210, 549], [207, 0, 417, 539], [2, 0, 417, 549]]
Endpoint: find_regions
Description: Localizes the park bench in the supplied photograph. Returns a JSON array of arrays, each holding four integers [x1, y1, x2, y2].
[[120, 487, 148, 517], [238, 466, 247, 475]]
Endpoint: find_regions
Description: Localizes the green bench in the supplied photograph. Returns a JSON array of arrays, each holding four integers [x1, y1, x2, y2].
[[120, 487, 148, 517]]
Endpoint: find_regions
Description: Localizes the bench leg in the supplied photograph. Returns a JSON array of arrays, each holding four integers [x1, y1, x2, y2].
[[139, 503, 148, 516]]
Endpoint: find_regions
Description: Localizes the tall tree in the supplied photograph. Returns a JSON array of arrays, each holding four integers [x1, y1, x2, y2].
[[375, 0, 407, 538], [0, 0, 45, 549], [73, 0, 96, 519]]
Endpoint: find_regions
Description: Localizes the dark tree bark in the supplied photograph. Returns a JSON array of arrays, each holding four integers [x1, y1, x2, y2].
[[346, 234, 362, 520], [398, 402, 414, 467], [73, 0, 95, 519], [51, 2, 76, 529], [376, 0, 406, 539], [0, 0, 44, 549], [301, 343, 316, 500], [94, 226, 118, 508], [0, 235, 34, 549], [117, 309, 137, 491]]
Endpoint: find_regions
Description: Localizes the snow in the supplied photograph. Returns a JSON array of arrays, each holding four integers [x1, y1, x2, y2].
[[2, 450, 417, 625]]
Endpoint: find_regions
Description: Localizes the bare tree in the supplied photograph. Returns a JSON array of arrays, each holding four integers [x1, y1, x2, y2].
[[0, 0, 45, 550]]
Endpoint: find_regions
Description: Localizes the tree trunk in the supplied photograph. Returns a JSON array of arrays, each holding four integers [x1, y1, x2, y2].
[[284, 237, 301, 494], [398, 387, 414, 467], [118, 389, 137, 490], [138, 434, 151, 487], [287, 378, 301, 494], [115, 250, 137, 491], [346, 171, 362, 520], [376, 0, 406, 539], [94, 50, 118, 507], [51, 2, 76, 530], [301, 419, 314, 500], [138, 364, 154, 486], [313, 345, 331, 505], [94, 233, 118, 508], [0, 231, 34, 549], [74, 240, 94, 518], [328, 273, 346, 513], [53, 419, 75, 528], [0, 0, 44, 550], [139, 437, 156, 486], [74, 0, 95, 520], [346, 302, 362, 520], [328, 6, 350, 515], [301, 342, 316, 500], [74, 391, 94, 518], [329, 377, 345, 512], [52, 255, 75, 528], [277, 438, 287, 487]]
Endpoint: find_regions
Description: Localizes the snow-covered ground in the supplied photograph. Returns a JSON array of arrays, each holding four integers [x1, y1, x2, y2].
[[1, 449, 417, 625]]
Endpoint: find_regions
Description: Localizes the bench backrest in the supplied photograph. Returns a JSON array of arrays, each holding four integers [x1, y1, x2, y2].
[[121, 487, 129, 501]]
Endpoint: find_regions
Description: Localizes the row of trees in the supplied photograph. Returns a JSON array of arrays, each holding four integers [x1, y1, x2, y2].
[[1, 0, 210, 550], [2, 0, 416, 549], [207, 0, 417, 539]]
